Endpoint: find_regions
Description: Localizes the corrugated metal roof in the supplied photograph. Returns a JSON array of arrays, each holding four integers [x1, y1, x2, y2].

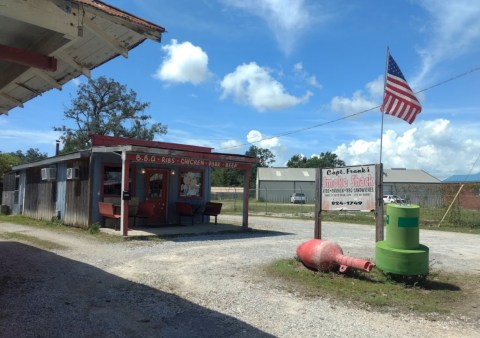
[[0, 0, 165, 115], [443, 172, 480, 183], [258, 167, 441, 184], [258, 168, 316, 181], [383, 168, 440, 183]]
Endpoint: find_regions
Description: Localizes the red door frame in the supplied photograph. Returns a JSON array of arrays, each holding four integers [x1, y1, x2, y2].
[[144, 168, 169, 226]]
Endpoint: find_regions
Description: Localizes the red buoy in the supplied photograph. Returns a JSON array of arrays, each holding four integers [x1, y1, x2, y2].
[[296, 239, 375, 273]]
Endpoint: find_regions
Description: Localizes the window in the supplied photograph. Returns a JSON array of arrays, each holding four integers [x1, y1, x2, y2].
[[179, 170, 203, 198], [102, 165, 133, 196], [103, 166, 122, 196]]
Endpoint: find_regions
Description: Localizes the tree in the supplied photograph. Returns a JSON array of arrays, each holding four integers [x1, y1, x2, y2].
[[286, 154, 307, 168], [211, 146, 275, 188], [0, 153, 21, 178], [54, 76, 167, 152], [245, 145, 275, 188], [0, 149, 47, 203], [245, 145, 276, 168], [315, 152, 346, 167], [11, 148, 48, 163], [211, 167, 242, 187], [286, 152, 345, 168], [0, 148, 47, 179]]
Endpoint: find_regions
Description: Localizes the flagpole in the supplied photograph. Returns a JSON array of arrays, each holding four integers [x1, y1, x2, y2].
[[379, 46, 390, 165]]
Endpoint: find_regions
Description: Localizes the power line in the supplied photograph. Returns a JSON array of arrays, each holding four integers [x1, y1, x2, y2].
[[217, 105, 380, 151], [213, 64, 480, 152]]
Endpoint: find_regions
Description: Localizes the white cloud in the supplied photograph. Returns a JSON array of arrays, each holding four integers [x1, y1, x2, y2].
[[220, 62, 312, 111], [246, 130, 262, 143], [330, 76, 383, 115], [365, 75, 384, 97], [247, 130, 279, 148], [331, 91, 377, 115], [246, 129, 289, 165], [0, 128, 61, 155], [219, 139, 243, 153], [293, 62, 322, 89], [415, 1, 480, 84], [154, 39, 210, 85], [223, 0, 312, 54], [333, 118, 480, 179]]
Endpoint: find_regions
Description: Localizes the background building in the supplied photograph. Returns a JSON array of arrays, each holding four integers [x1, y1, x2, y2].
[[256, 167, 442, 206], [443, 173, 480, 209]]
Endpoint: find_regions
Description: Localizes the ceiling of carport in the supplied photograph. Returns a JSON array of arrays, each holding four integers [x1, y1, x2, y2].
[[0, 0, 165, 115]]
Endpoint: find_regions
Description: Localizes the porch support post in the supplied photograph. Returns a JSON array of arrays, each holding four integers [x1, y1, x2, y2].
[[242, 167, 250, 229], [121, 151, 130, 236]]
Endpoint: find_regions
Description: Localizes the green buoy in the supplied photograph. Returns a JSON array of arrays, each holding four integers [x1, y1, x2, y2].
[[375, 204, 429, 275]]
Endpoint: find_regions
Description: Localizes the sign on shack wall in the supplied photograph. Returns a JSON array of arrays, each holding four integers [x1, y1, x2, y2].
[[321, 164, 376, 211]]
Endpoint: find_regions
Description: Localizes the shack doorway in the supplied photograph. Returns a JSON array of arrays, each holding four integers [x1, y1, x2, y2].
[[145, 169, 169, 225]]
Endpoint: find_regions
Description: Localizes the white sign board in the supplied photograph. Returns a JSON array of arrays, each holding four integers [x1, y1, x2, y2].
[[321, 164, 376, 211]]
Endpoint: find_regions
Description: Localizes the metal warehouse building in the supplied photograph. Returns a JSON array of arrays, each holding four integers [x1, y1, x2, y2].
[[256, 167, 442, 205], [256, 168, 316, 203]]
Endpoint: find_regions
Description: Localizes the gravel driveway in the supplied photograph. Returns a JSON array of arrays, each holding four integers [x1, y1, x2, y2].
[[1, 215, 479, 337]]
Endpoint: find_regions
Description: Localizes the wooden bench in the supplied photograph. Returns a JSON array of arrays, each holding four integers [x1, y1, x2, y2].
[[98, 202, 121, 230], [175, 202, 199, 225], [202, 202, 222, 224]]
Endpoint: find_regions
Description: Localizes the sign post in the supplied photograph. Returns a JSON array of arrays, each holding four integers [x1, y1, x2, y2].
[[314, 168, 322, 239], [375, 163, 384, 242]]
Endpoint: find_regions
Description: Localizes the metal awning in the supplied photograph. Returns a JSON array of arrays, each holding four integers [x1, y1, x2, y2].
[[0, 0, 165, 115]]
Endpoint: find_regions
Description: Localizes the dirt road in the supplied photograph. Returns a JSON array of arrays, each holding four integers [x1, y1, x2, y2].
[[1, 216, 479, 337]]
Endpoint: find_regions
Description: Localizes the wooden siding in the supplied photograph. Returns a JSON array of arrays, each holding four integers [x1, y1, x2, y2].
[[1, 172, 16, 207], [23, 168, 56, 221], [1, 191, 15, 208], [3, 172, 15, 190], [64, 158, 91, 228]]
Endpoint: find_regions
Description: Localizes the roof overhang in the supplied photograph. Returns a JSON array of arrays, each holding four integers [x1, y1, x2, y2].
[[12, 151, 91, 170], [92, 145, 258, 166], [0, 0, 165, 115]]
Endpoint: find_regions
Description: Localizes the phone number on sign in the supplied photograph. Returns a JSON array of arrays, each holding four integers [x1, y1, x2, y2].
[[331, 201, 363, 206]]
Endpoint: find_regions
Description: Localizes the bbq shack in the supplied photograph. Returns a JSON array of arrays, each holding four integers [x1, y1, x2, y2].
[[2, 135, 256, 236]]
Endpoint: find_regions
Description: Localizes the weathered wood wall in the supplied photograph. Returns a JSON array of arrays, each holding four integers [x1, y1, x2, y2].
[[1, 172, 16, 208], [23, 167, 56, 221], [64, 158, 91, 228]]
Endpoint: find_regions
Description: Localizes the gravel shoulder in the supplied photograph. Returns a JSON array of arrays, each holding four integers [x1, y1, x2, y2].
[[1, 215, 479, 338]]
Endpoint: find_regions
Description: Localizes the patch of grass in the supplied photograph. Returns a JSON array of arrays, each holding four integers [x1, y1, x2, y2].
[[0, 214, 56, 227], [0, 232, 66, 250], [266, 258, 478, 318], [421, 208, 480, 233], [421, 224, 480, 234], [0, 214, 125, 243], [218, 199, 480, 234]]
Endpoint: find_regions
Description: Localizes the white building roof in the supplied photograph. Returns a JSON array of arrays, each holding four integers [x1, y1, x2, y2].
[[258, 168, 316, 182]]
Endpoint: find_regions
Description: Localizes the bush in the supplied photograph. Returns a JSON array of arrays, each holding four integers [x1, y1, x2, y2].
[[88, 223, 101, 234]]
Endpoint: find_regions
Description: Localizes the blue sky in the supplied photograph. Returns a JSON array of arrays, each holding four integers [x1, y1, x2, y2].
[[2, 0, 480, 180]]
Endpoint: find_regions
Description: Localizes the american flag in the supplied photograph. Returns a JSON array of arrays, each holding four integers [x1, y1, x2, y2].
[[380, 54, 422, 124]]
